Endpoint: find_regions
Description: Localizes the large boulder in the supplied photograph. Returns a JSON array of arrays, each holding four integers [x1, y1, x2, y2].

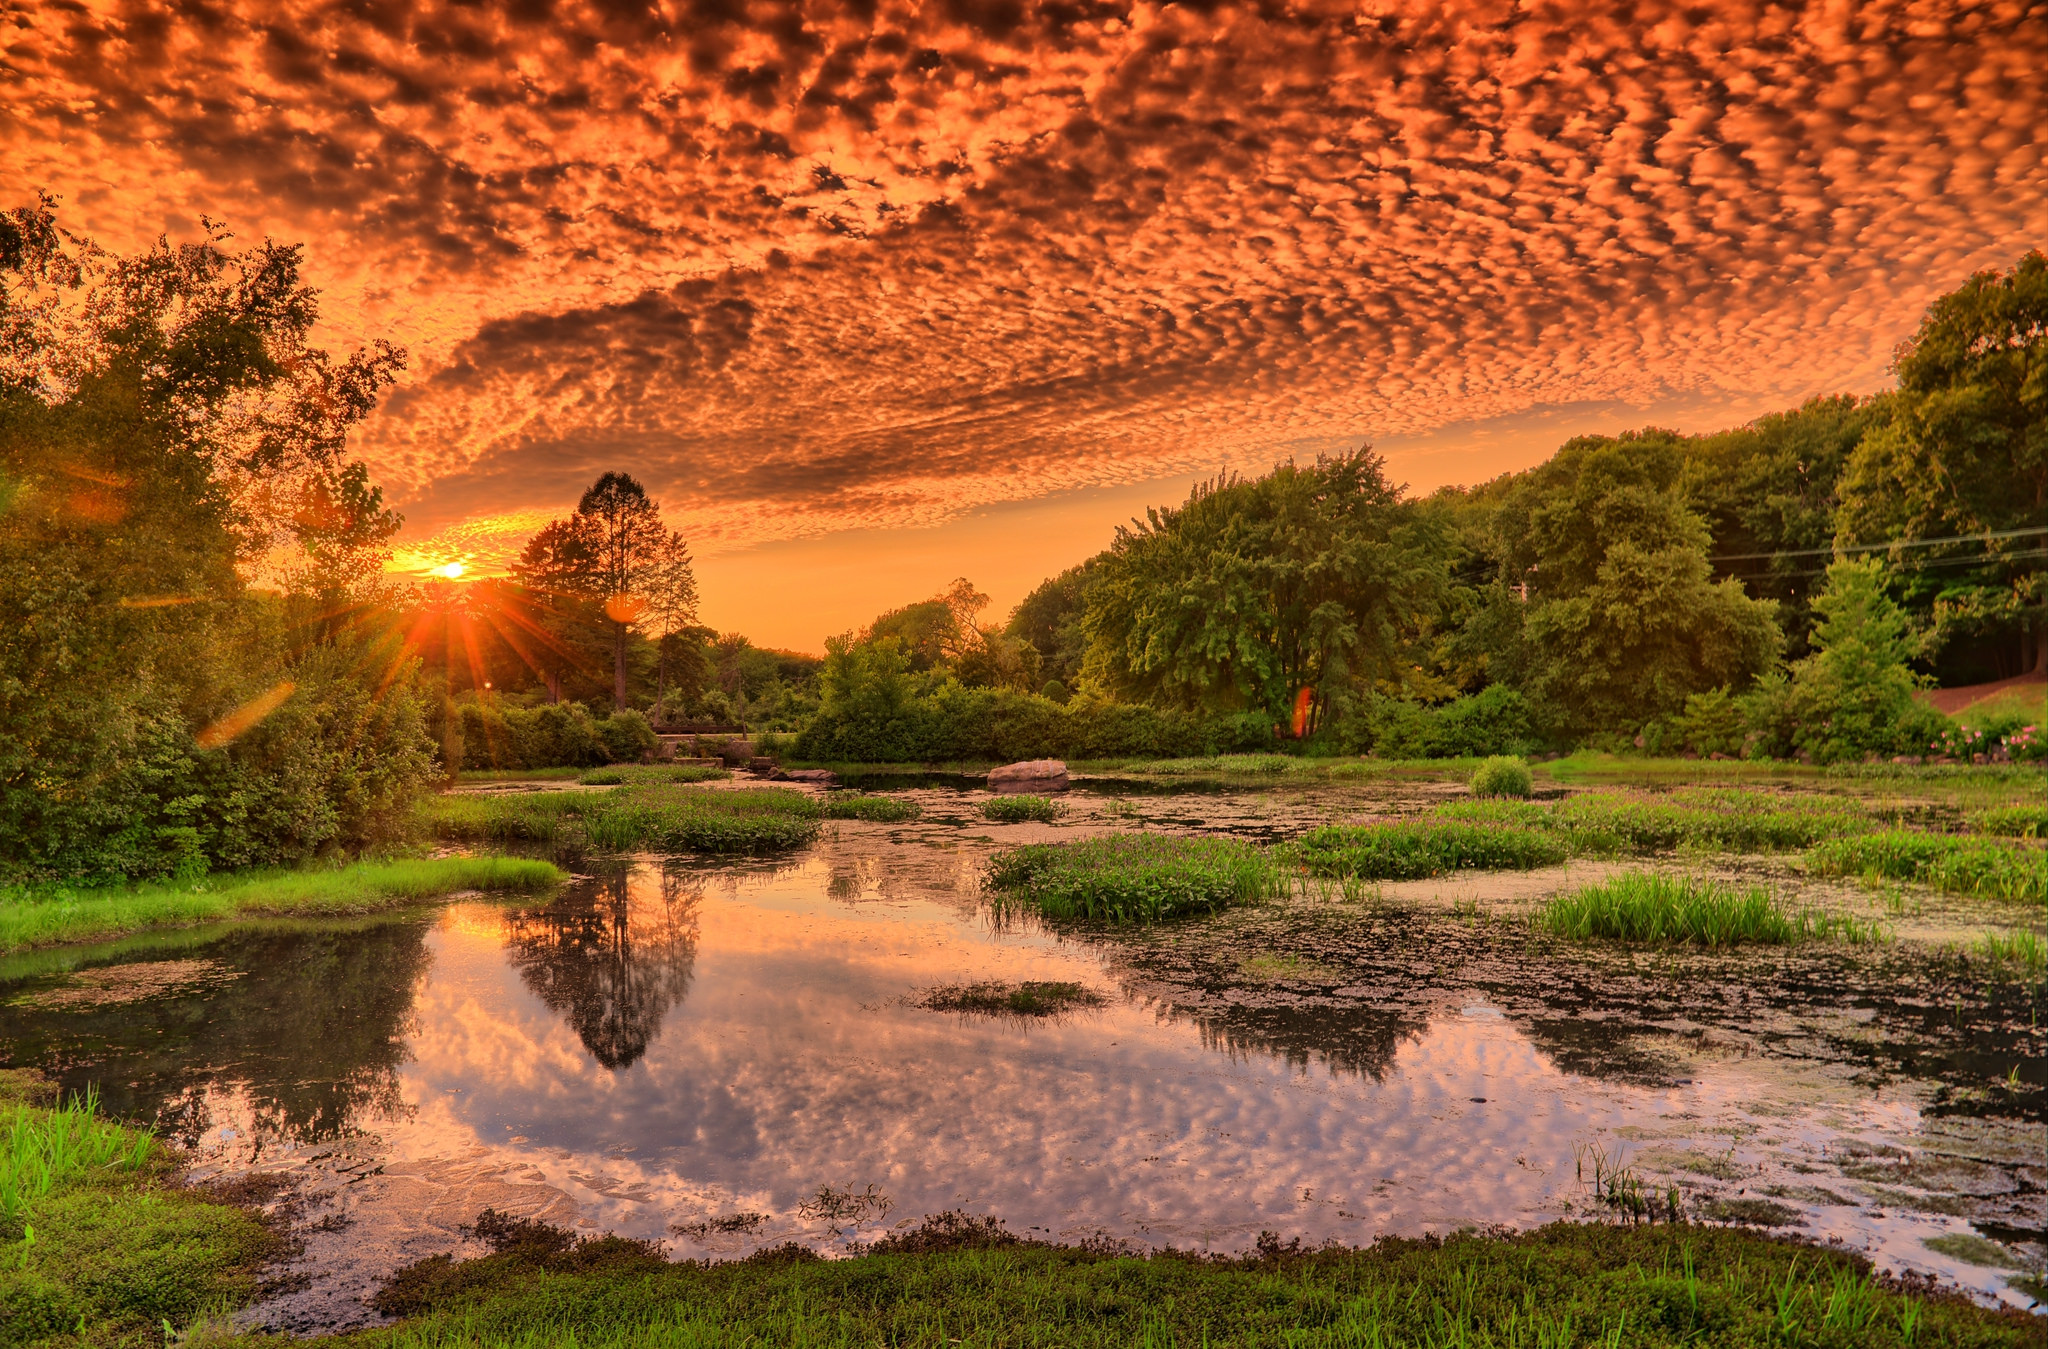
[[987, 758, 1070, 792]]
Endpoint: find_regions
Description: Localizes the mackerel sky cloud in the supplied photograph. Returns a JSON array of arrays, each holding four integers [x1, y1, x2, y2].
[[5, 0, 2042, 644]]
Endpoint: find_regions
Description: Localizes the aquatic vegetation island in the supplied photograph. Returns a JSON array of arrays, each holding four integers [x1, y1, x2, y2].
[[2, 6, 2044, 1344]]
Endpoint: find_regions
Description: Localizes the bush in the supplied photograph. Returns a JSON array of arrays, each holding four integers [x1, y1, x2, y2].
[[428, 785, 824, 854], [986, 834, 1280, 922], [1469, 755, 1533, 797], [1320, 686, 1541, 759], [792, 639, 1271, 762], [455, 701, 662, 771]]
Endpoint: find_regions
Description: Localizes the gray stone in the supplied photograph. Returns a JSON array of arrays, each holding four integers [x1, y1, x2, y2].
[[987, 758, 1070, 792]]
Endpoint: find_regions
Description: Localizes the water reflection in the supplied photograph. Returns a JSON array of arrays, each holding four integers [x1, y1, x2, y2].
[[504, 864, 700, 1070], [0, 919, 431, 1147]]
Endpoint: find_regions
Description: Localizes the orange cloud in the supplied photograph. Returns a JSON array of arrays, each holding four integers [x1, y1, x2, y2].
[[5, 0, 2041, 599]]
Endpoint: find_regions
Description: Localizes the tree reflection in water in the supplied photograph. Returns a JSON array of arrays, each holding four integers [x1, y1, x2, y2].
[[503, 862, 701, 1069]]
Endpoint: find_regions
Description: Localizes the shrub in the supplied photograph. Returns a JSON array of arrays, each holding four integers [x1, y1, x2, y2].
[[1674, 687, 1747, 758], [1469, 755, 1533, 798], [1293, 822, 1569, 879], [983, 795, 1063, 823], [1806, 832, 2045, 902], [985, 834, 1281, 922], [1538, 873, 1877, 946], [454, 701, 662, 771]]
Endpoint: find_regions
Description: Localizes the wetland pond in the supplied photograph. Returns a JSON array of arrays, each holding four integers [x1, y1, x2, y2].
[[1, 778, 2041, 1330]]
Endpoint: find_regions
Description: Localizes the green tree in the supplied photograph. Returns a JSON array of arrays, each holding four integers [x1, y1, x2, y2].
[[1080, 450, 1448, 730], [1835, 251, 2047, 678], [1781, 559, 1931, 762], [0, 194, 430, 881], [1500, 434, 1782, 735]]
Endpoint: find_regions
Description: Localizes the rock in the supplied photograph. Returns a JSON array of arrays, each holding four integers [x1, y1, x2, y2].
[[747, 756, 778, 773], [988, 758, 1070, 792], [782, 768, 838, 785]]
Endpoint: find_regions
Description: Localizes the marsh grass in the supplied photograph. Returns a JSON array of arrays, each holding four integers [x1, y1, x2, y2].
[[1539, 873, 1884, 947], [985, 834, 1282, 923], [0, 857, 564, 954], [823, 794, 923, 822], [1292, 821, 1569, 879], [579, 764, 731, 786], [346, 1212, 2026, 1349], [1, 1087, 154, 1234], [981, 795, 1063, 823], [0, 1071, 279, 1342], [916, 981, 1104, 1017], [1435, 789, 1873, 856], [455, 767, 581, 783], [1970, 804, 2048, 838], [428, 785, 824, 854], [1806, 831, 2046, 902], [1975, 927, 2047, 974]]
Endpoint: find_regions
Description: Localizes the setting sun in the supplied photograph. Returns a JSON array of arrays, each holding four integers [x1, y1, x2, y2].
[[433, 562, 466, 580]]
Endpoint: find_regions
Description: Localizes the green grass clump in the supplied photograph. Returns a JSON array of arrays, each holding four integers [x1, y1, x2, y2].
[[0, 1073, 278, 1343], [1975, 927, 2047, 974], [1469, 754, 1533, 797], [917, 981, 1104, 1017], [1294, 821, 1569, 879], [428, 785, 824, 855], [1539, 873, 1881, 946], [1806, 831, 2046, 902], [455, 767, 582, 783], [344, 1212, 2028, 1349], [578, 764, 731, 786], [823, 793, 922, 822], [986, 834, 1280, 923], [0, 857, 564, 954], [982, 794, 1064, 823], [1435, 789, 1871, 855], [1971, 804, 2047, 838]]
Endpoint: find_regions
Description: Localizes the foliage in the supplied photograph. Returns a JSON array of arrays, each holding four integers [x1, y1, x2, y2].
[[1774, 560, 1937, 762], [579, 763, 730, 785], [0, 197, 437, 884], [1469, 755, 1533, 798], [0, 1075, 278, 1346], [428, 785, 823, 855], [1538, 873, 1879, 946], [1835, 251, 2047, 679], [454, 700, 658, 771], [345, 1214, 2032, 1349], [1327, 685, 1542, 758], [1504, 434, 1784, 734], [1080, 450, 1449, 725], [1292, 821, 1569, 879], [982, 794, 1062, 823], [1806, 831, 2045, 902], [820, 793, 921, 822], [1005, 559, 1099, 687], [794, 640, 1272, 762], [1438, 789, 1871, 855], [0, 856, 562, 953], [985, 834, 1281, 923], [1970, 804, 2047, 837]]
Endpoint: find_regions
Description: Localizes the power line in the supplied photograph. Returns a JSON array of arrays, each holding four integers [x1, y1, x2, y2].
[[1708, 525, 2048, 564]]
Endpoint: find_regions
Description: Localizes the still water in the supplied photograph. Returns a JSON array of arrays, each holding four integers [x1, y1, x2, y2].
[[1, 784, 2040, 1330]]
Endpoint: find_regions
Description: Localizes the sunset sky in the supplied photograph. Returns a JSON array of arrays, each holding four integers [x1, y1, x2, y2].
[[6, 0, 2041, 651]]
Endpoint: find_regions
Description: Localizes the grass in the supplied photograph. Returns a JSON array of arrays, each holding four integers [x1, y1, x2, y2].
[[455, 767, 582, 783], [1971, 804, 2047, 838], [427, 785, 824, 854], [1974, 927, 2047, 975], [0, 1071, 279, 1345], [1538, 873, 1886, 947], [579, 764, 732, 785], [330, 1211, 2035, 1348], [1435, 788, 1875, 855], [1806, 831, 2047, 903], [986, 834, 1282, 923], [0, 857, 564, 954], [1292, 821, 1570, 879], [916, 981, 1105, 1017], [823, 793, 923, 822], [982, 794, 1063, 823]]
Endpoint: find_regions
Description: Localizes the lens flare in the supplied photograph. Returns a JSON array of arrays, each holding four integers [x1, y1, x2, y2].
[[196, 681, 297, 749]]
